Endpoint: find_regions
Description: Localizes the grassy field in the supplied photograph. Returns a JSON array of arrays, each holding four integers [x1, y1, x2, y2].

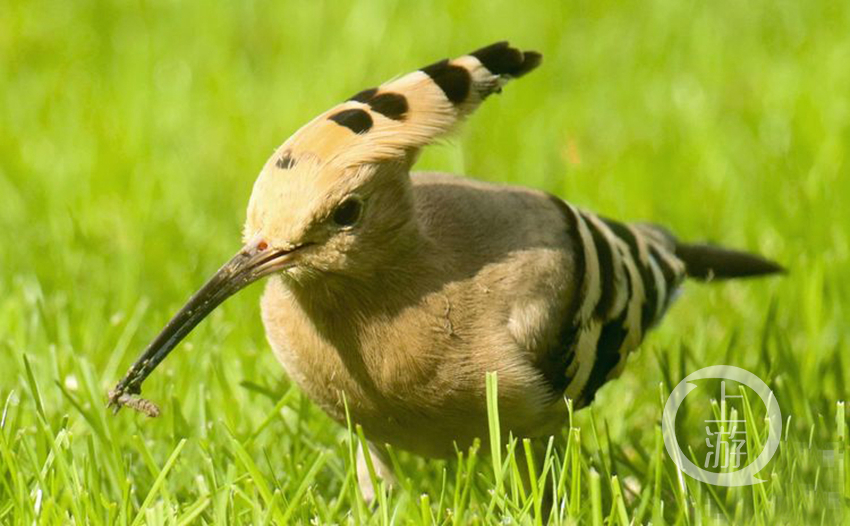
[[1, 0, 848, 523]]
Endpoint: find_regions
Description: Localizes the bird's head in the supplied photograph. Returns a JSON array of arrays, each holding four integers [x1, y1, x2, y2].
[[241, 147, 414, 284]]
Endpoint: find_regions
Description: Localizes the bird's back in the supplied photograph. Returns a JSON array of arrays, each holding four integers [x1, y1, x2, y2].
[[411, 171, 577, 277], [410, 171, 687, 413]]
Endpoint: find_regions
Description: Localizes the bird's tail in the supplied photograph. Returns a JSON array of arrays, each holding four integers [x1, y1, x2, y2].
[[674, 242, 785, 281]]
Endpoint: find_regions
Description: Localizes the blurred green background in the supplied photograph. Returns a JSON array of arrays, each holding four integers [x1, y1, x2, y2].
[[1, 0, 847, 523]]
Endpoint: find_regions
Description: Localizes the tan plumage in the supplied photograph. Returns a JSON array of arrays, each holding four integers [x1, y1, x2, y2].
[[109, 42, 783, 499]]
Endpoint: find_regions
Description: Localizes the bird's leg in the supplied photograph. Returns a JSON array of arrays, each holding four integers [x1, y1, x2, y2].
[[356, 440, 396, 504]]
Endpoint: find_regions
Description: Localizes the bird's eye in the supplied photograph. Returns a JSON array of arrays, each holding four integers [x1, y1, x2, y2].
[[332, 197, 363, 227]]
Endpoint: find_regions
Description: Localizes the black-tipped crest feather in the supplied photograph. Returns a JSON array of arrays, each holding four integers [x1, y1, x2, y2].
[[470, 41, 542, 78]]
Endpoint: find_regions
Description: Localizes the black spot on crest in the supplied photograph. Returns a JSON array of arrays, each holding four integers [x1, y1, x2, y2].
[[275, 152, 295, 170], [421, 59, 471, 104], [349, 87, 378, 102], [368, 92, 408, 120], [471, 42, 522, 74], [517, 52, 543, 76], [328, 108, 373, 134], [470, 41, 542, 78]]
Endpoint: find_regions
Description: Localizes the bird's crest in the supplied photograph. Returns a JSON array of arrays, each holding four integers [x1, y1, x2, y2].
[[272, 42, 542, 172]]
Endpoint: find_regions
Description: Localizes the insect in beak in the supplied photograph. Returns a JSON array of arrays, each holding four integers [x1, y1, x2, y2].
[[107, 238, 308, 415]]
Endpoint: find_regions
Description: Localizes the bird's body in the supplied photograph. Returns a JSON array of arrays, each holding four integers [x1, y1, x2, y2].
[[109, 42, 782, 495], [261, 171, 575, 458]]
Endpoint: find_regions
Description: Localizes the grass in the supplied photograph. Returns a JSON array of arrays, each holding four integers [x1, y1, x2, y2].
[[1, 0, 848, 523]]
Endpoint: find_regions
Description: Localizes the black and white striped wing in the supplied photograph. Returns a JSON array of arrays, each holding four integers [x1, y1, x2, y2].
[[544, 196, 687, 407]]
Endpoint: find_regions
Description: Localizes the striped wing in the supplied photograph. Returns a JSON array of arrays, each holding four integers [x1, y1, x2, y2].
[[543, 196, 687, 407]]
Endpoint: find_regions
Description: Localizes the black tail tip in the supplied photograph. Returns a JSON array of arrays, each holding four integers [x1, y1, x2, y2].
[[675, 243, 786, 281]]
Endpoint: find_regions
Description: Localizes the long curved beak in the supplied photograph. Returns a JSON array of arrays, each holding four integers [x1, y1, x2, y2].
[[108, 239, 304, 414]]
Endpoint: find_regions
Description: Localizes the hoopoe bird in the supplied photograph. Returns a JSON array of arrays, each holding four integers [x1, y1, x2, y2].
[[109, 42, 782, 497]]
